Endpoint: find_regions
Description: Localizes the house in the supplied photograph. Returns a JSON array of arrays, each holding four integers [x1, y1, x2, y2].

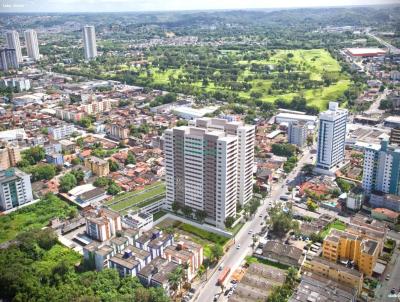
[[259, 241, 303, 267], [45, 153, 64, 165], [371, 208, 399, 224], [135, 229, 174, 259]]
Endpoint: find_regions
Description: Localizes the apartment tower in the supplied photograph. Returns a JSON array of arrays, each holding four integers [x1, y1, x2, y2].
[[316, 102, 348, 171], [24, 30, 40, 61], [164, 118, 255, 228], [5, 31, 23, 63], [83, 25, 98, 60]]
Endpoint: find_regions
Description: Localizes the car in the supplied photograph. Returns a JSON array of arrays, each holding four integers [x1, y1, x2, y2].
[[236, 244, 241, 249], [386, 274, 391, 281], [213, 293, 220, 301], [224, 289, 230, 296], [260, 221, 264, 225], [248, 229, 253, 234], [391, 288, 396, 294], [219, 263, 224, 271], [231, 280, 237, 284], [259, 214, 262, 218]]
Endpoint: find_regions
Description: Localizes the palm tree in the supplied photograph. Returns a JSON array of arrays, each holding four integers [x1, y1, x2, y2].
[[168, 265, 184, 297]]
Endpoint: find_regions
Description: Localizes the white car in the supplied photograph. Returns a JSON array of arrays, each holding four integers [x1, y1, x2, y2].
[[236, 244, 241, 249]]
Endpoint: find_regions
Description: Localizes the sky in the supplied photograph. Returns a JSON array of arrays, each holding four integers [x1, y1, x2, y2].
[[1, 0, 398, 13]]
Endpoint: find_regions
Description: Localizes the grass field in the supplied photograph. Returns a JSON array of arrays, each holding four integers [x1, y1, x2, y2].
[[319, 219, 347, 238], [106, 182, 166, 212], [125, 49, 349, 110], [0, 195, 76, 243], [245, 256, 290, 270]]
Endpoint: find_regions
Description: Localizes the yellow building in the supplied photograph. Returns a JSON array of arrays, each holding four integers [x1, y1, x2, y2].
[[84, 156, 110, 177], [0, 145, 21, 170], [303, 257, 363, 294], [323, 229, 380, 276]]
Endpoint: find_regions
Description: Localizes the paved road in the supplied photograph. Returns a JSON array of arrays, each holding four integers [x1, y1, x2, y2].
[[194, 148, 314, 302], [367, 32, 400, 55], [365, 89, 388, 115], [375, 248, 400, 302]]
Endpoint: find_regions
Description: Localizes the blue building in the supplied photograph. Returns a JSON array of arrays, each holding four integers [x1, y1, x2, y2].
[[45, 153, 64, 165]]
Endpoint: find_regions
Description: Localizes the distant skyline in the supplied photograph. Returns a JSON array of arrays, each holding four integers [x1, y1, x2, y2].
[[1, 0, 399, 13]]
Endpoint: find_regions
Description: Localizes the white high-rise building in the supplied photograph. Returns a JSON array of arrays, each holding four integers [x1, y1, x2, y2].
[[83, 25, 98, 60], [6, 31, 22, 63], [0, 49, 19, 71], [163, 118, 255, 228], [316, 102, 348, 171], [288, 121, 308, 148], [24, 30, 40, 61], [0, 168, 33, 211], [362, 138, 400, 195]]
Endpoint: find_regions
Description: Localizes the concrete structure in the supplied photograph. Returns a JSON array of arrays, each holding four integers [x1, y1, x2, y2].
[[362, 139, 400, 195], [85, 208, 122, 242], [371, 208, 399, 224], [0, 48, 19, 71], [84, 156, 110, 177], [0, 128, 26, 142], [55, 108, 85, 122], [164, 118, 255, 228], [369, 192, 400, 212], [0, 78, 30, 91], [323, 229, 380, 276], [24, 30, 40, 61], [83, 25, 97, 60], [81, 99, 111, 114], [288, 121, 307, 148], [0, 144, 21, 170], [384, 116, 400, 128], [134, 229, 174, 259], [45, 153, 64, 166], [346, 188, 364, 211], [275, 112, 317, 125], [390, 127, 400, 146], [124, 212, 153, 229], [345, 47, 386, 57], [5, 31, 22, 63], [259, 241, 303, 267], [316, 102, 348, 171], [107, 124, 129, 140], [0, 168, 33, 211], [303, 257, 363, 294], [171, 105, 219, 120], [48, 124, 76, 140]]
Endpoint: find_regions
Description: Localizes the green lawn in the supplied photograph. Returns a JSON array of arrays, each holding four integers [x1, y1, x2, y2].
[[228, 223, 245, 236], [245, 256, 290, 270], [175, 222, 229, 246], [107, 182, 166, 212], [153, 211, 167, 221], [0, 194, 76, 243], [319, 219, 347, 238]]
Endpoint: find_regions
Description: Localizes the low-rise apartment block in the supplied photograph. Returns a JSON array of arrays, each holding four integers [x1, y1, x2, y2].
[[85, 208, 122, 242], [48, 124, 76, 140], [0, 144, 21, 170], [84, 156, 110, 177]]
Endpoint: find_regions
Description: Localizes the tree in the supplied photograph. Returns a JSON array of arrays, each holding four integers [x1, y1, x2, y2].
[[306, 198, 318, 212], [176, 120, 188, 126], [125, 151, 136, 165], [93, 177, 110, 187], [108, 159, 119, 172], [224, 216, 235, 228], [301, 164, 314, 175], [22, 146, 45, 165], [182, 205, 193, 218], [306, 135, 313, 146], [71, 157, 82, 165], [107, 183, 122, 195], [27, 164, 56, 181], [271, 143, 297, 157], [336, 178, 354, 193], [195, 210, 207, 223], [168, 265, 184, 297], [71, 169, 85, 183], [269, 205, 298, 237], [210, 244, 224, 263], [59, 173, 77, 192], [171, 202, 180, 213]]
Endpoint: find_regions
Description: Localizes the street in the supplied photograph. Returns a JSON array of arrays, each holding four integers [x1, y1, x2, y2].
[[194, 148, 314, 302], [375, 248, 400, 302]]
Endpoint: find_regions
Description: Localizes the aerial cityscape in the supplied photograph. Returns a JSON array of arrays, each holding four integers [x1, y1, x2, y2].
[[0, 1, 400, 302]]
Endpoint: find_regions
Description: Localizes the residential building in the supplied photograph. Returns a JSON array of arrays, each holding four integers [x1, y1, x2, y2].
[[48, 124, 76, 140], [369, 192, 400, 212], [164, 239, 204, 281], [0, 168, 33, 211], [55, 108, 85, 122], [83, 25, 97, 60], [59, 139, 76, 152], [0, 144, 21, 170], [288, 121, 307, 148], [85, 208, 122, 242], [5, 30, 22, 62], [316, 102, 348, 171], [107, 124, 129, 140], [371, 208, 399, 224], [322, 229, 380, 276], [0, 48, 19, 71], [164, 118, 255, 228], [84, 156, 110, 177], [109, 245, 151, 277], [81, 99, 111, 114], [124, 212, 153, 229], [290, 272, 358, 302], [24, 29, 40, 61], [259, 241, 303, 267], [45, 153, 64, 165], [135, 229, 174, 259], [0, 78, 30, 91], [275, 113, 317, 125], [362, 139, 400, 195], [302, 257, 363, 294], [346, 187, 364, 211], [389, 127, 400, 146]]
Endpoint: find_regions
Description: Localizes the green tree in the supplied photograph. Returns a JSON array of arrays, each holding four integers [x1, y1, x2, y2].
[[107, 183, 122, 195], [108, 159, 119, 172], [71, 169, 85, 183], [224, 216, 235, 228], [59, 173, 77, 192], [210, 244, 224, 263], [22, 146, 45, 165], [306, 198, 318, 212], [195, 210, 207, 223], [125, 151, 136, 165], [182, 206, 193, 218], [93, 177, 110, 187]]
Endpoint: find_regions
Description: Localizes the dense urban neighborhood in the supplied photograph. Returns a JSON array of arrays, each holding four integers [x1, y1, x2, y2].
[[0, 3, 400, 302]]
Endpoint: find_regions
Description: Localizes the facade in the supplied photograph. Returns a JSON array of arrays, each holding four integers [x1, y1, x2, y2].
[[45, 153, 64, 166], [0, 168, 33, 211], [288, 121, 307, 148], [259, 241, 303, 267], [81, 99, 111, 114], [371, 208, 399, 224], [322, 229, 380, 276], [134, 229, 174, 259], [362, 139, 400, 195], [55, 108, 85, 122], [85, 208, 122, 242], [24, 30, 40, 61], [369, 192, 400, 212], [5, 31, 23, 63], [0, 78, 30, 91], [83, 25, 97, 60], [48, 124, 76, 140], [84, 156, 110, 177], [108, 124, 129, 140], [163, 118, 255, 228], [390, 127, 400, 146], [0, 48, 19, 71], [316, 102, 348, 171], [303, 257, 363, 294], [0, 145, 21, 170]]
